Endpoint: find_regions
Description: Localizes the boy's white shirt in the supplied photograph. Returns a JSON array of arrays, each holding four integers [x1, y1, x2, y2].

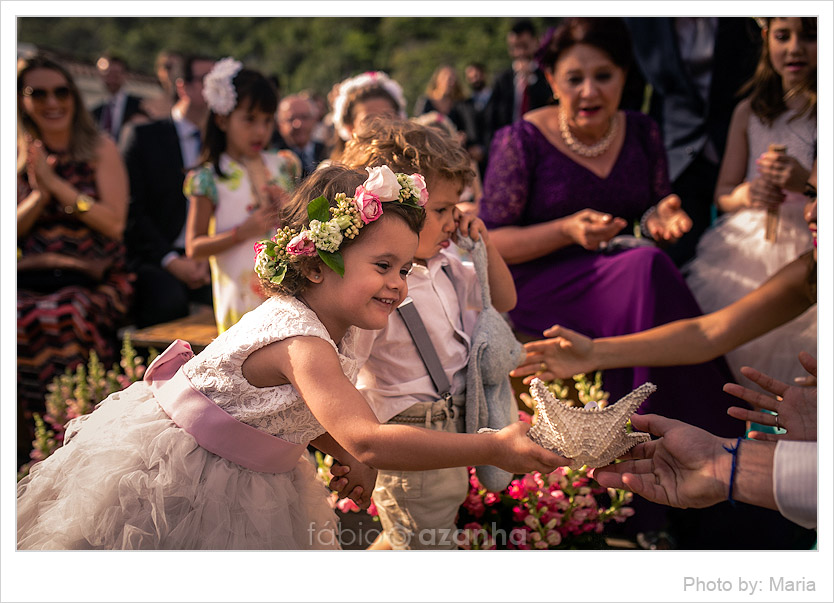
[[354, 245, 483, 423]]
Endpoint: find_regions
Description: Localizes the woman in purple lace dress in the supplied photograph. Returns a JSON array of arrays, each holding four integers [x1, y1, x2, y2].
[[480, 18, 744, 438]]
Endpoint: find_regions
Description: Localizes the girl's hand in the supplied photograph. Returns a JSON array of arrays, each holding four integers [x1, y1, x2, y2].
[[237, 203, 279, 241], [455, 209, 489, 243], [562, 209, 627, 251], [491, 421, 570, 474], [264, 182, 291, 210], [756, 150, 810, 192], [748, 175, 786, 209], [646, 195, 692, 242], [511, 324, 595, 384], [328, 459, 377, 510]]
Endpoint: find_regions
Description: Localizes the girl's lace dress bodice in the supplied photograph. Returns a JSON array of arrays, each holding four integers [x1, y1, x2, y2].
[[182, 295, 361, 444]]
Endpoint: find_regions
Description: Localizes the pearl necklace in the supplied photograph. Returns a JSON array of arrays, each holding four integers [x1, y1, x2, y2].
[[558, 109, 618, 158]]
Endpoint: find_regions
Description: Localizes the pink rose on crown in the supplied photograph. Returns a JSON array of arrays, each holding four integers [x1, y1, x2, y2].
[[354, 186, 383, 224], [410, 173, 429, 206], [286, 231, 317, 256], [363, 166, 401, 201], [253, 241, 266, 259]]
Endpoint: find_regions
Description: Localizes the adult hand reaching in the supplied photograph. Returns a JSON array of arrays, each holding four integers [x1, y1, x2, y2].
[[645, 195, 692, 242], [724, 351, 817, 442], [563, 209, 628, 251], [511, 324, 595, 384], [594, 414, 731, 509]]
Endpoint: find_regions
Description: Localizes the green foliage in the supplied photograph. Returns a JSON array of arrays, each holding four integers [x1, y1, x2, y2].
[[17, 16, 561, 110]]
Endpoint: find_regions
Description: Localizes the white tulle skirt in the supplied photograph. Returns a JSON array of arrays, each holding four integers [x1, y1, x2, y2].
[[684, 200, 817, 389], [17, 382, 340, 550]]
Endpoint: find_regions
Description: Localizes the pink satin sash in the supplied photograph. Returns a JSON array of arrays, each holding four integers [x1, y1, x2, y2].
[[144, 339, 306, 474]]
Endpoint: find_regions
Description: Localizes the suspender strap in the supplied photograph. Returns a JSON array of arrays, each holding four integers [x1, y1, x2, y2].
[[396, 298, 452, 397]]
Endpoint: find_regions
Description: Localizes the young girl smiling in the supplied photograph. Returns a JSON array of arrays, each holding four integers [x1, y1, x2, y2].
[[17, 164, 566, 550]]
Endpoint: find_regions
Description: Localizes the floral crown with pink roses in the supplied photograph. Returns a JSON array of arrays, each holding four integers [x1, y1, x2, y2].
[[254, 165, 428, 283]]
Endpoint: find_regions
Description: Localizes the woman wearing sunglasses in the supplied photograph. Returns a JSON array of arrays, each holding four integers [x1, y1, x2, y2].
[[16, 54, 133, 468]]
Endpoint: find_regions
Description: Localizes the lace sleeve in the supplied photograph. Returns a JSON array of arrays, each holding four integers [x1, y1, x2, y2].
[[644, 116, 673, 203], [183, 164, 218, 205], [479, 123, 532, 228]]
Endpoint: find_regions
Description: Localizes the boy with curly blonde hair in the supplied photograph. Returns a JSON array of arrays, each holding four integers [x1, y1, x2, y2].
[[340, 118, 518, 549]]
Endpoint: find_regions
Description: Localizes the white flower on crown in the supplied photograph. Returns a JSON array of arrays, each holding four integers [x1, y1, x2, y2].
[[332, 71, 408, 141], [363, 166, 402, 201], [203, 57, 244, 116], [308, 219, 344, 253]]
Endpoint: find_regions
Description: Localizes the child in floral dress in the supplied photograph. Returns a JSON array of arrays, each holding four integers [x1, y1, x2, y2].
[[185, 57, 300, 332]]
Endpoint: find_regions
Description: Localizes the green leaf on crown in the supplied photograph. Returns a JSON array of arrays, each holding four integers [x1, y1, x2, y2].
[[269, 264, 287, 284], [307, 195, 331, 223], [318, 249, 345, 277]]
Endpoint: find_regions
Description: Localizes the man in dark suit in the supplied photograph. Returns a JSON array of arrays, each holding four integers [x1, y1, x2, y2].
[[486, 19, 553, 143], [92, 55, 148, 143], [457, 62, 493, 176], [624, 17, 761, 266], [271, 94, 327, 178], [120, 55, 216, 328]]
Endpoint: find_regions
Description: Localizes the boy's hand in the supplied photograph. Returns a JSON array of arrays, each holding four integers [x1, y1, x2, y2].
[[328, 458, 377, 510], [455, 210, 489, 243]]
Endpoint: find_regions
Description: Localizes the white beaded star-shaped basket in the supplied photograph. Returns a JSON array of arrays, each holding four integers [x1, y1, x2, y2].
[[527, 378, 655, 469]]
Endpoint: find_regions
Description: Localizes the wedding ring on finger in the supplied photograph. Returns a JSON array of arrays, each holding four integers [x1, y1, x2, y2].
[[775, 415, 781, 430]]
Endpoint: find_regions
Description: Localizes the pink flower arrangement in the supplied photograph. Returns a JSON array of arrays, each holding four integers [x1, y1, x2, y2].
[[455, 410, 635, 550]]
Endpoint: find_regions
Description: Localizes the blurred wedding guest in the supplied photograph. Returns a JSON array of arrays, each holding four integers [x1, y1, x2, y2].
[[301, 89, 331, 145], [478, 17, 745, 436], [623, 17, 761, 265], [487, 19, 553, 141], [91, 54, 148, 142], [140, 49, 183, 120], [460, 61, 493, 174], [329, 70, 407, 162], [120, 54, 216, 328], [272, 94, 328, 177], [17, 55, 134, 464], [685, 17, 817, 389], [413, 64, 465, 119]]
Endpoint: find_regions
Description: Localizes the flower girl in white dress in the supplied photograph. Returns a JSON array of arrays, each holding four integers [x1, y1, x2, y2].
[[17, 164, 565, 550], [685, 17, 816, 388]]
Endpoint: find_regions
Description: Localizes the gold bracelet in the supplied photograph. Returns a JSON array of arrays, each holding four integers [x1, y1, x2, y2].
[[64, 193, 95, 215]]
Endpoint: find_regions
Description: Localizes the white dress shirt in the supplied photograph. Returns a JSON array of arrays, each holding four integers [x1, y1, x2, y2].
[[773, 440, 817, 529]]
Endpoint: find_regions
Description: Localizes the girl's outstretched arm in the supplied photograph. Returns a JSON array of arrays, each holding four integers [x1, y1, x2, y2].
[[515, 253, 815, 380], [243, 335, 568, 473]]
